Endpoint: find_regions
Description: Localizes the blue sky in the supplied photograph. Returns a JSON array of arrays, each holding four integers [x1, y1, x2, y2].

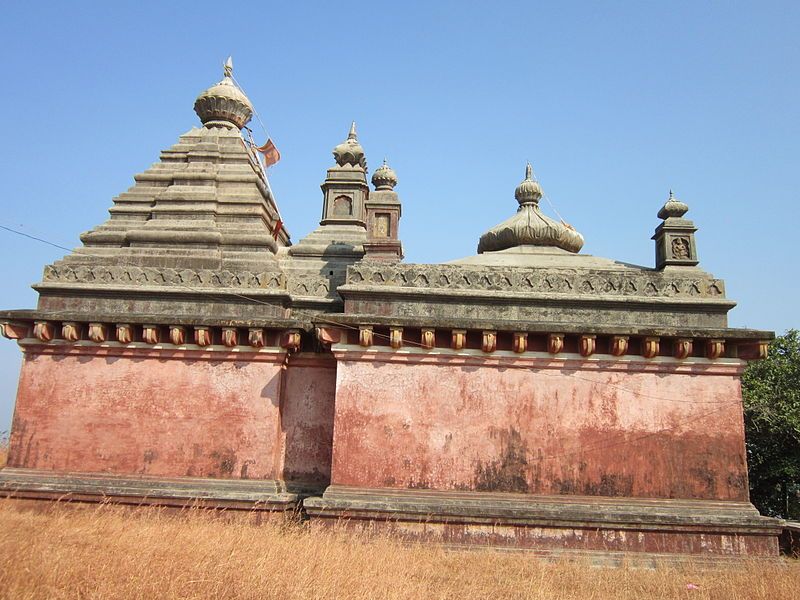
[[0, 1, 798, 431]]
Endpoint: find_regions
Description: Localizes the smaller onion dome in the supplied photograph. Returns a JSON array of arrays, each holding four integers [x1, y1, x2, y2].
[[372, 159, 398, 190], [657, 190, 689, 219], [333, 122, 367, 169], [193, 57, 254, 130], [515, 162, 543, 204]]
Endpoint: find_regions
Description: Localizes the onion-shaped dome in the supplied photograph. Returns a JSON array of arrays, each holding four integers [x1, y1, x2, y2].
[[333, 122, 367, 168], [193, 57, 254, 130], [477, 163, 584, 254], [657, 190, 689, 219], [372, 159, 398, 190]]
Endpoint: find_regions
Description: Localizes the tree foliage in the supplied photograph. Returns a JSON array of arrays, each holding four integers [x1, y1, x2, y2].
[[742, 329, 800, 520]]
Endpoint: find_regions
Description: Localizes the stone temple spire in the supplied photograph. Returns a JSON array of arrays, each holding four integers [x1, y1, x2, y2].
[[653, 190, 699, 269], [477, 163, 584, 254], [332, 121, 367, 169], [193, 56, 254, 130]]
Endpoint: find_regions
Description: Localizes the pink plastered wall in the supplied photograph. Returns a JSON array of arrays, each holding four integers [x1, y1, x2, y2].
[[8, 347, 285, 480], [330, 355, 750, 501]]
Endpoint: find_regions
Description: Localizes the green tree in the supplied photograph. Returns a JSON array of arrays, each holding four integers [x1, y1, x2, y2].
[[742, 329, 800, 520]]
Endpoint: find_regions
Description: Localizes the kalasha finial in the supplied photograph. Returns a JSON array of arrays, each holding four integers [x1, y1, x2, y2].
[[658, 189, 689, 219], [515, 162, 543, 205], [372, 158, 398, 190], [193, 57, 253, 130], [332, 121, 367, 168]]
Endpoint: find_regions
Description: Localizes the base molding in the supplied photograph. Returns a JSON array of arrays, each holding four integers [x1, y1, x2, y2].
[[304, 486, 782, 558], [0, 468, 300, 512]]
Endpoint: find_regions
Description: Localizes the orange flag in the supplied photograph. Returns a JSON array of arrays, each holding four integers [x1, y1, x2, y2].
[[257, 138, 281, 168]]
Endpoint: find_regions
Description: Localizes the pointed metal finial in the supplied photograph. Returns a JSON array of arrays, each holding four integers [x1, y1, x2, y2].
[[348, 121, 358, 140], [224, 56, 233, 78], [525, 162, 533, 180], [669, 189, 674, 199]]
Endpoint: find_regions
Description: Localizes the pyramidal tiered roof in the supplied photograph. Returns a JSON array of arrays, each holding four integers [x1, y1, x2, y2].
[[37, 59, 292, 319]]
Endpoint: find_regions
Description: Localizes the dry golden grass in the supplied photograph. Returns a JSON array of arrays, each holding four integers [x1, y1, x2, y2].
[[0, 500, 795, 600]]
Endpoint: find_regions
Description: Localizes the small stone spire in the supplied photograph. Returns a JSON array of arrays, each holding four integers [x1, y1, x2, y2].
[[333, 122, 367, 168], [193, 57, 254, 130], [652, 189, 698, 269], [514, 162, 543, 205], [372, 158, 398, 191]]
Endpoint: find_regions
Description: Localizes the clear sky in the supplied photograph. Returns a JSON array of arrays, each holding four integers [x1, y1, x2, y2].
[[0, 1, 798, 432]]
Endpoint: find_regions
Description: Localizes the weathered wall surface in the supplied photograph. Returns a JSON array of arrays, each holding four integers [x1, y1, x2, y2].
[[279, 354, 337, 488], [8, 347, 285, 480], [330, 354, 749, 501]]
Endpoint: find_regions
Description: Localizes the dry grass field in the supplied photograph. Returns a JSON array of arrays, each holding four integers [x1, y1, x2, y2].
[[0, 441, 798, 600]]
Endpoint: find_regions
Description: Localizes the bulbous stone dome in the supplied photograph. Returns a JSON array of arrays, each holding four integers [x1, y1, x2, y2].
[[372, 159, 398, 190], [333, 122, 367, 168], [657, 190, 689, 219], [478, 163, 584, 254], [193, 57, 253, 130]]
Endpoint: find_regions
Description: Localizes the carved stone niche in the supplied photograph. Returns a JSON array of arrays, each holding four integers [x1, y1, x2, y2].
[[548, 333, 564, 355], [359, 326, 373, 348], [281, 329, 302, 352], [88, 323, 107, 343], [482, 331, 497, 353], [674, 338, 693, 360], [333, 195, 353, 217], [706, 339, 725, 360], [169, 326, 186, 346], [61, 322, 81, 342], [116, 324, 133, 344], [249, 328, 266, 348], [34, 321, 54, 343], [421, 328, 436, 350], [451, 329, 466, 351], [389, 327, 403, 349], [222, 327, 238, 348], [142, 325, 160, 345], [643, 337, 660, 359], [513, 332, 527, 354], [610, 335, 629, 357], [579, 335, 596, 357], [195, 326, 212, 347]]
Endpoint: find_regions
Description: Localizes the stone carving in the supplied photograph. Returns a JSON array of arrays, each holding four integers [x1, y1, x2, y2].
[[482, 331, 497, 353], [195, 327, 212, 347], [116, 324, 133, 344], [1, 323, 29, 340], [249, 328, 265, 348], [451, 329, 466, 351], [88, 323, 107, 343], [34, 321, 54, 343], [62, 322, 81, 342], [706, 339, 725, 360], [671, 237, 690, 260], [643, 337, 660, 359], [333, 195, 353, 216], [42, 265, 286, 291], [142, 326, 160, 345], [169, 326, 186, 346], [421, 328, 435, 350], [580, 335, 596, 357], [359, 326, 373, 348], [513, 332, 527, 354], [345, 264, 725, 299], [281, 330, 301, 351], [548, 334, 564, 355], [674, 338, 692, 360], [222, 328, 238, 348], [390, 327, 403, 349], [610, 336, 629, 356], [374, 214, 390, 238]]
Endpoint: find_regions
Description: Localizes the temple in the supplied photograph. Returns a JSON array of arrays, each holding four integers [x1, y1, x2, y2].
[[0, 60, 782, 560]]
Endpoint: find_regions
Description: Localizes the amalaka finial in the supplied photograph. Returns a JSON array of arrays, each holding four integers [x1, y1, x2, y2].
[[332, 122, 367, 168], [658, 189, 689, 219], [372, 158, 398, 190], [224, 56, 233, 78], [193, 57, 253, 130]]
